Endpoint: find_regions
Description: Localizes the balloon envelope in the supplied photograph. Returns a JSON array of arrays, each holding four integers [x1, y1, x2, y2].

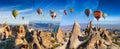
[[50, 10, 57, 19], [85, 9, 92, 17], [102, 13, 107, 19], [50, 10, 54, 14], [64, 10, 67, 15], [12, 10, 18, 18], [70, 8, 73, 13], [37, 8, 42, 15], [94, 10, 102, 21]]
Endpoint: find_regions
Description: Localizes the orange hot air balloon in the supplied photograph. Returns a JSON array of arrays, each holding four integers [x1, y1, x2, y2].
[[94, 10, 102, 21], [64, 10, 67, 15], [37, 8, 42, 15]]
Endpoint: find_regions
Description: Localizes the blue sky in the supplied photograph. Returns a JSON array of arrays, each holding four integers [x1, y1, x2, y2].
[[0, 0, 120, 25], [93, 0, 120, 25], [0, 0, 34, 24]]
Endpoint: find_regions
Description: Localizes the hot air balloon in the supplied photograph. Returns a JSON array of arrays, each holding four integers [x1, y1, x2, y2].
[[94, 10, 102, 21], [12, 10, 18, 19], [64, 10, 67, 15], [50, 10, 54, 14], [70, 8, 74, 13], [102, 13, 107, 19], [85, 9, 92, 17], [22, 17, 24, 20], [50, 10, 57, 19], [37, 8, 42, 15]]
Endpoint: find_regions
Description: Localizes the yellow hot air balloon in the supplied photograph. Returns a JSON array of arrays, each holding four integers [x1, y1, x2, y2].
[[70, 8, 74, 13], [12, 10, 18, 19], [102, 13, 107, 19]]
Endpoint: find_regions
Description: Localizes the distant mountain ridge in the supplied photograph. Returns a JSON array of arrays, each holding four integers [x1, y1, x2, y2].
[[60, 23, 120, 32], [29, 21, 60, 32]]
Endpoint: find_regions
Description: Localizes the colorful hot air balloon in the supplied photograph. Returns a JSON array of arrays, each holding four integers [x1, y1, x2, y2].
[[64, 10, 67, 15], [94, 10, 102, 21], [52, 12, 57, 19], [50, 10, 54, 14], [12, 10, 18, 19], [50, 10, 57, 19], [102, 13, 107, 19], [85, 9, 92, 17], [70, 8, 74, 13], [37, 8, 42, 15]]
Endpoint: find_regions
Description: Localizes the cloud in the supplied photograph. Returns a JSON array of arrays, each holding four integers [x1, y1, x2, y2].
[[19, 8, 33, 13]]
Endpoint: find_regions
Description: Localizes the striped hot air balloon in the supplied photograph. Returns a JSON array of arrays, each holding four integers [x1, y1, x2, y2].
[[94, 10, 102, 21]]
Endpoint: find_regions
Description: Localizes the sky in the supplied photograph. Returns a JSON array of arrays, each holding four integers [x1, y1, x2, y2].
[[0, 0, 120, 25], [93, 0, 120, 25]]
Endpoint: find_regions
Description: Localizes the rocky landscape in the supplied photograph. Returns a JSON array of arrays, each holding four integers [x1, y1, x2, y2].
[[0, 21, 120, 49]]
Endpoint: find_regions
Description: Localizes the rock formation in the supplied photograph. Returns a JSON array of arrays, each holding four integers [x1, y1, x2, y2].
[[69, 21, 83, 49], [40, 32, 53, 48], [18, 25, 26, 37], [85, 21, 93, 36], [14, 33, 28, 49], [0, 22, 120, 49], [56, 27, 64, 43], [32, 31, 43, 49], [0, 22, 12, 40], [86, 31, 107, 49]]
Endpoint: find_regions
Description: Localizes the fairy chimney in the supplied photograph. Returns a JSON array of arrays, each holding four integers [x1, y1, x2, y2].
[[56, 27, 64, 43], [69, 21, 83, 49], [85, 29, 110, 49], [18, 25, 26, 37]]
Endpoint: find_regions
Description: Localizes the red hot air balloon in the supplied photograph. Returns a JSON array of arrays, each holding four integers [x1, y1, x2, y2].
[[85, 9, 92, 17], [64, 10, 67, 15], [94, 10, 102, 21], [37, 8, 42, 15]]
